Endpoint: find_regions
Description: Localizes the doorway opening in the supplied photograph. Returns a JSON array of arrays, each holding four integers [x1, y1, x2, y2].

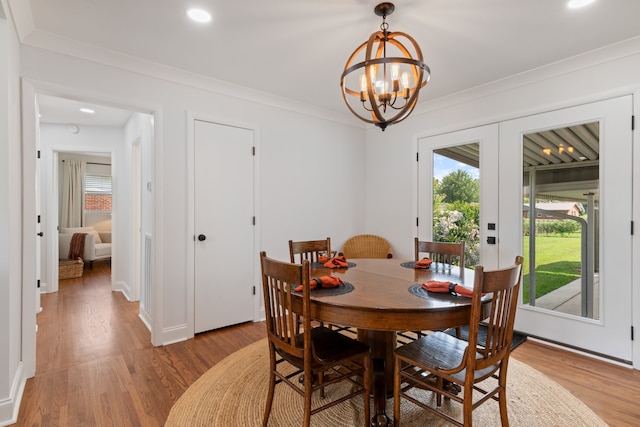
[[36, 93, 154, 332]]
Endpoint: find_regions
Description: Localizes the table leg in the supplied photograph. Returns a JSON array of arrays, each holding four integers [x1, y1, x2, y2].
[[358, 329, 395, 427]]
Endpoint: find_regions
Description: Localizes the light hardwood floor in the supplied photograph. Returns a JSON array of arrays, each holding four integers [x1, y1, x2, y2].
[[14, 264, 640, 426]]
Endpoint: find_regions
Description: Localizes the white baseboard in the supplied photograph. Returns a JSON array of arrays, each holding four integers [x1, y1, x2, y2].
[[114, 280, 131, 300], [162, 324, 189, 346], [0, 363, 26, 427], [138, 310, 152, 333]]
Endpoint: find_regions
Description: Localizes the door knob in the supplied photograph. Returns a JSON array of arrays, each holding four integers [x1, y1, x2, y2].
[[198, 234, 206, 241], [37, 232, 44, 237]]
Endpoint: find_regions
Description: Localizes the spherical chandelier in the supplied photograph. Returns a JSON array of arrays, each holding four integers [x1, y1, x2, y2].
[[340, 3, 431, 131]]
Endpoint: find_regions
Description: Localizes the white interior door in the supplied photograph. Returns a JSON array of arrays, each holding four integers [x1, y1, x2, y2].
[[500, 96, 633, 362], [194, 120, 254, 333], [417, 124, 499, 269]]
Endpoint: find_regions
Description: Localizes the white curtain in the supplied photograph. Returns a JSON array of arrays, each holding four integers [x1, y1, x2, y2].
[[60, 160, 86, 228]]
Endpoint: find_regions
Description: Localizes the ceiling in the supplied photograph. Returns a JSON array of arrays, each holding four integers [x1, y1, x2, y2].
[[8, 0, 640, 127]]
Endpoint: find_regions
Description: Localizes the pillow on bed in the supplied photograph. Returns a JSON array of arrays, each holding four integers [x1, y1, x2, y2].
[[61, 226, 102, 244]]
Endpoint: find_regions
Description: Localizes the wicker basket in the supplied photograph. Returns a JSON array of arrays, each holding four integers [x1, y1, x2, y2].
[[59, 258, 84, 279]]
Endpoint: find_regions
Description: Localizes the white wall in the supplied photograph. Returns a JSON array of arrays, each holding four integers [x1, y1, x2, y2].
[[20, 45, 367, 347], [0, 0, 25, 423]]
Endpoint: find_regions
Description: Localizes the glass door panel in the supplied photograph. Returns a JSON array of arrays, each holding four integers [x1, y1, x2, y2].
[[522, 122, 599, 319], [432, 149, 480, 268]]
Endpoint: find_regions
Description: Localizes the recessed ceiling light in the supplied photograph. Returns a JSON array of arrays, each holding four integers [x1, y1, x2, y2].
[[567, 0, 596, 9], [80, 108, 95, 114], [186, 8, 212, 23]]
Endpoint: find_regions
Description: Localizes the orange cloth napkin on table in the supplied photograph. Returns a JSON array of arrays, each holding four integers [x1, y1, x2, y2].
[[414, 257, 432, 269], [421, 280, 476, 298], [324, 255, 349, 269], [318, 255, 329, 263], [295, 276, 344, 292]]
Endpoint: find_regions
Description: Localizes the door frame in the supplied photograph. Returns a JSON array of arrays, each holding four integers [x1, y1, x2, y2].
[[634, 90, 640, 369], [186, 112, 262, 338]]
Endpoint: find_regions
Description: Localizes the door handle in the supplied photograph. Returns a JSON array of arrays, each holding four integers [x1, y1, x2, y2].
[[197, 234, 206, 241], [37, 232, 44, 237]]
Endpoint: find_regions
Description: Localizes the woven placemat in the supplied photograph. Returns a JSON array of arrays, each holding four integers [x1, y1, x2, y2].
[[311, 261, 357, 269], [408, 283, 431, 299], [290, 282, 355, 296]]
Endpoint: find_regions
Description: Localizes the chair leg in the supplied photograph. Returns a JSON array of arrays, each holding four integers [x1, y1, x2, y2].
[[463, 382, 474, 427], [498, 370, 510, 427], [303, 378, 313, 427], [393, 358, 401, 427], [364, 354, 371, 427], [499, 390, 510, 427], [262, 371, 276, 427], [262, 348, 277, 427], [318, 372, 325, 399]]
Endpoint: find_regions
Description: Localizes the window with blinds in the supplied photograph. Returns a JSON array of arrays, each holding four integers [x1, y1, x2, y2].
[[84, 174, 112, 212]]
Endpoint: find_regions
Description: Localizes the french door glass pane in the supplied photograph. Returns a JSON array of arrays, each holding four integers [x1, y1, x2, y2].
[[432, 144, 480, 268], [522, 122, 599, 319]]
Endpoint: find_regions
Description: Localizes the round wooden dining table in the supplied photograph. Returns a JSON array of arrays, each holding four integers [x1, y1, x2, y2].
[[306, 258, 478, 427]]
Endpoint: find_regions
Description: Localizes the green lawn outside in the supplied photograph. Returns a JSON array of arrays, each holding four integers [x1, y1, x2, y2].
[[522, 233, 582, 303]]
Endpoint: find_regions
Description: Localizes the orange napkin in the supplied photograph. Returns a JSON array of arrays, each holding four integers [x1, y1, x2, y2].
[[414, 257, 432, 269], [421, 280, 475, 298], [318, 255, 329, 263], [295, 276, 344, 292], [324, 255, 349, 269]]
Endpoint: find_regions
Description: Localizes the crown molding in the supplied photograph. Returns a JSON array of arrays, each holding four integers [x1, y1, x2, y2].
[[414, 36, 640, 116], [21, 29, 360, 128]]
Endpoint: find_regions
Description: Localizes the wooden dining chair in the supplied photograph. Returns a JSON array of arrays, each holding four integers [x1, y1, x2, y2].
[[289, 237, 332, 263], [393, 256, 523, 427], [260, 252, 372, 427], [415, 238, 465, 268], [397, 239, 467, 345], [342, 234, 392, 259], [289, 237, 353, 333]]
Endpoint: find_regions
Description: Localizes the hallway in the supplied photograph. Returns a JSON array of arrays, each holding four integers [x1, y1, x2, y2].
[[16, 264, 265, 426]]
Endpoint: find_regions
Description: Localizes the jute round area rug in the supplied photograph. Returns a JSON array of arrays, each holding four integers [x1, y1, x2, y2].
[[166, 339, 608, 427]]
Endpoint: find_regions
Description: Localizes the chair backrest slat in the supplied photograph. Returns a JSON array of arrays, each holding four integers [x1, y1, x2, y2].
[[415, 238, 465, 267], [289, 238, 331, 263]]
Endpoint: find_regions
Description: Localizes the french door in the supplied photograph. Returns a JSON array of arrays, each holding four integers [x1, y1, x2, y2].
[[500, 97, 632, 362], [418, 97, 633, 362], [417, 124, 499, 270]]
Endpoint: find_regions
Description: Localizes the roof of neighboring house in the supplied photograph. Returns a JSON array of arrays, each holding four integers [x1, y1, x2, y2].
[[534, 202, 581, 211]]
